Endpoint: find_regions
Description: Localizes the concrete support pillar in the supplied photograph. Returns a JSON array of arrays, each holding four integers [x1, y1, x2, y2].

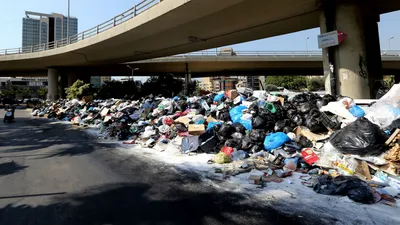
[[47, 68, 59, 101], [320, 3, 382, 99], [184, 63, 191, 95]]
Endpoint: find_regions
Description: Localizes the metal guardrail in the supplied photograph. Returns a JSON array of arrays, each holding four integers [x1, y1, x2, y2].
[[172, 50, 400, 58], [0, 0, 162, 56]]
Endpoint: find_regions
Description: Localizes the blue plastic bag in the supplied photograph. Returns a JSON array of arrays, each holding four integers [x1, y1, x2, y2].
[[229, 105, 247, 123], [264, 132, 290, 151], [213, 93, 225, 102], [349, 105, 365, 118], [239, 119, 252, 130], [173, 96, 179, 101], [207, 121, 223, 130]]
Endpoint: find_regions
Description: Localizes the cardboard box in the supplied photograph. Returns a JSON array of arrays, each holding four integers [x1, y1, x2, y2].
[[175, 116, 191, 125], [188, 124, 205, 135], [228, 90, 239, 100]]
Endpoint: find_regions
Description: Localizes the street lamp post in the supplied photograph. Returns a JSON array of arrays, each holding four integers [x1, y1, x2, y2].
[[306, 37, 310, 56], [127, 65, 139, 81], [389, 36, 394, 51]]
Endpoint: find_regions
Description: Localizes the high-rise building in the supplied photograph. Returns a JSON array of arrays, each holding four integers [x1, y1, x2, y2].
[[90, 76, 111, 88], [22, 11, 78, 49]]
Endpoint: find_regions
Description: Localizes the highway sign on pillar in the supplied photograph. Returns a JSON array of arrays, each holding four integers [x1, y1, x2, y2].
[[318, 30, 348, 49]]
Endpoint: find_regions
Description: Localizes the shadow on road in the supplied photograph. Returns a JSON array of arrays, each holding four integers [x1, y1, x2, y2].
[[0, 117, 103, 158], [0, 161, 27, 176], [0, 182, 304, 225]]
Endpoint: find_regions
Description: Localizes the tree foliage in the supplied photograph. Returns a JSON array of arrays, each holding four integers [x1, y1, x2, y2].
[[65, 80, 90, 99], [142, 74, 185, 97], [307, 76, 325, 91], [37, 87, 48, 99], [265, 76, 307, 91], [96, 80, 139, 99]]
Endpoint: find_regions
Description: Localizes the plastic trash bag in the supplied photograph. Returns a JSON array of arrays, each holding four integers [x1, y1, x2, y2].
[[349, 105, 365, 118], [174, 122, 188, 132], [231, 132, 244, 140], [213, 93, 225, 102], [241, 136, 254, 150], [182, 136, 200, 154], [217, 110, 231, 122], [207, 121, 223, 130], [232, 122, 246, 134], [239, 118, 252, 131], [231, 150, 247, 161], [217, 124, 235, 140], [249, 129, 265, 143], [221, 146, 235, 156], [329, 117, 388, 156], [230, 105, 247, 123], [313, 175, 375, 204], [214, 152, 231, 164], [274, 120, 289, 132], [252, 116, 267, 129], [225, 139, 241, 149], [263, 132, 291, 151], [365, 102, 400, 128], [199, 129, 220, 153]]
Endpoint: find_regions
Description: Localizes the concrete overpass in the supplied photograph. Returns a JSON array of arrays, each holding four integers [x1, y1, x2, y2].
[[0, 0, 400, 99]]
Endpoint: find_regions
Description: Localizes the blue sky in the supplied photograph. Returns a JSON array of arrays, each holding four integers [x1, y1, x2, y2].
[[1, 0, 400, 51]]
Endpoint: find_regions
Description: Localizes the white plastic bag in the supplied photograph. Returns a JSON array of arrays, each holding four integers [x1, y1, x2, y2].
[[365, 102, 400, 128]]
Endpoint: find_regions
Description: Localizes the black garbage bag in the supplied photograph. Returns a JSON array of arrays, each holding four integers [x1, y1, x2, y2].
[[225, 139, 241, 149], [241, 136, 254, 151], [329, 117, 388, 156], [232, 122, 246, 135], [217, 124, 235, 140], [177, 100, 188, 112], [291, 93, 308, 103], [250, 145, 263, 153], [297, 103, 313, 115], [199, 129, 220, 153], [217, 110, 231, 122], [286, 109, 297, 118], [248, 102, 259, 115], [298, 135, 313, 148], [252, 116, 267, 129], [316, 99, 328, 109], [249, 129, 266, 143], [290, 114, 303, 126], [313, 175, 375, 204], [322, 94, 337, 103], [282, 126, 294, 134], [231, 132, 244, 140], [273, 103, 286, 120], [304, 109, 326, 133], [274, 119, 289, 132], [175, 122, 188, 132]]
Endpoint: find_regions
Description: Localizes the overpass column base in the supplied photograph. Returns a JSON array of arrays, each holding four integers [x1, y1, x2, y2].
[[48, 68, 59, 101], [320, 3, 382, 99]]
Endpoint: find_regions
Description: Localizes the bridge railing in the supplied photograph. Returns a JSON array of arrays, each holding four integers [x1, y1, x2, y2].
[[170, 50, 400, 58], [0, 0, 162, 56]]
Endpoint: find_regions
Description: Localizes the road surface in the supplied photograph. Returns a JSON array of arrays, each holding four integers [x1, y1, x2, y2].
[[0, 110, 325, 225]]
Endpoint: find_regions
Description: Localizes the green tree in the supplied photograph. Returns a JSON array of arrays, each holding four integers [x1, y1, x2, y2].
[[37, 87, 48, 99], [142, 74, 184, 97], [96, 80, 139, 99], [65, 80, 90, 99], [265, 76, 307, 91], [21, 87, 33, 98], [307, 76, 325, 91]]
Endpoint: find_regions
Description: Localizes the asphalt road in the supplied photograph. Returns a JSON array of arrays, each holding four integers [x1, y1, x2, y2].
[[0, 110, 324, 225]]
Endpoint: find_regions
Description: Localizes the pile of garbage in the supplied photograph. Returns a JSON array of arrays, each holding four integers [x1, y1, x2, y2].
[[32, 86, 400, 205]]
